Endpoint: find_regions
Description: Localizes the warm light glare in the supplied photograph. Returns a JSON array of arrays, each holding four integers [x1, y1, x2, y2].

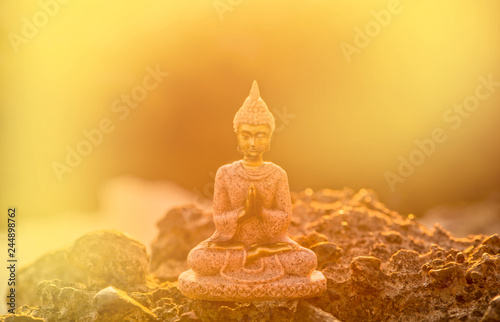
[[1, 0, 499, 291]]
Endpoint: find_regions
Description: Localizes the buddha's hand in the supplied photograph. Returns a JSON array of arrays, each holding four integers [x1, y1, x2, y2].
[[238, 184, 262, 221], [249, 185, 262, 219]]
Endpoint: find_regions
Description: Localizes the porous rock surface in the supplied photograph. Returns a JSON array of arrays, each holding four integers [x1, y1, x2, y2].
[[13, 230, 150, 307], [2, 188, 499, 321], [149, 205, 215, 281]]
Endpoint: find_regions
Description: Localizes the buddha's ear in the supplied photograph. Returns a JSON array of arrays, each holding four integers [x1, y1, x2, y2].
[[267, 124, 274, 141]]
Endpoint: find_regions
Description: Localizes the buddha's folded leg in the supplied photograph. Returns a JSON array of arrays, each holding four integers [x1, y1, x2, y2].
[[279, 247, 317, 276], [187, 245, 228, 276]]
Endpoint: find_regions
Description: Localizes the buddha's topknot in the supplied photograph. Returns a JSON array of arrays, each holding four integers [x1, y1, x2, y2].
[[233, 81, 275, 133]]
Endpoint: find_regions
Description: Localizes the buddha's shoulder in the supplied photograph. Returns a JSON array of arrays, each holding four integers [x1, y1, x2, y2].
[[217, 161, 237, 171], [266, 162, 287, 176], [215, 161, 238, 176]]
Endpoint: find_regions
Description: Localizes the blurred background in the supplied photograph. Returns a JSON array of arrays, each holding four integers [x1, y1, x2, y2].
[[1, 0, 500, 268]]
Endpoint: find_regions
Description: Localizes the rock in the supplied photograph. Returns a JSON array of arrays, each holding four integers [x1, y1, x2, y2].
[[350, 256, 387, 293], [310, 242, 343, 268], [7, 188, 500, 321], [149, 205, 214, 281], [55, 286, 96, 321], [66, 230, 149, 291], [129, 292, 151, 308], [482, 234, 500, 254], [30, 279, 96, 321], [294, 231, 329, 249], [388, 249, 421, 274], [178, 310, 201, 321], [93, 286, 157, 321], [380, 231, 403, 244], [16, 230, 149, 308], [428, 262, 463, 287], [465, 253, 500, 287], [148, 281, 187, 306], [17, 250, 87, 306], [4, 316, 44, 322], [294, 301, 340, 321], [190, 300, 299, 322], [482, 295, 500, 322], [36, 279, 64, 309], [151, 297, 179, 321], [431, 259, 445, 267]]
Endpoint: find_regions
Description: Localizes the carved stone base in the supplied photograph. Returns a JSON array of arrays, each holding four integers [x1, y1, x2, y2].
[[178, 270, 327, 301]]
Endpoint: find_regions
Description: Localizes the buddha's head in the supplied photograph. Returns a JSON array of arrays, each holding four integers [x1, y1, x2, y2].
[[233, 81, 275, 160]]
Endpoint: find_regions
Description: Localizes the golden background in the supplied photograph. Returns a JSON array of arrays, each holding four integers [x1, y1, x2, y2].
[[1, 1, 500, 269]]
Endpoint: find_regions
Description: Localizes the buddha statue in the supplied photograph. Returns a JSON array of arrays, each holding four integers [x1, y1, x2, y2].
[[178, 81, 326, 301]]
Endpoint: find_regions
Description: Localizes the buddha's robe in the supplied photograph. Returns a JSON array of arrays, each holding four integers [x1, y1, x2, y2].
[[188, 161, 316, 279]]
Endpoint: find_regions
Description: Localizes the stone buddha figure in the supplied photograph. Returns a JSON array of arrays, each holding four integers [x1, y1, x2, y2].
[[178, 81, 326, 301]]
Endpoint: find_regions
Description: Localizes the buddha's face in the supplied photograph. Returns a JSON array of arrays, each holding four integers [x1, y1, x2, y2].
[[237, 124, 272, 159]]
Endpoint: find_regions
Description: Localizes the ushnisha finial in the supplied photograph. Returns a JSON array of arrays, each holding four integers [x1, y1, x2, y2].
[[249, 80, 260, 100], [233, 81, 275, 133]]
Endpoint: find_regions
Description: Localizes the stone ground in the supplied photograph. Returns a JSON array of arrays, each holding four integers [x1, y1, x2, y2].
[[2, 188, 499, 321]]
